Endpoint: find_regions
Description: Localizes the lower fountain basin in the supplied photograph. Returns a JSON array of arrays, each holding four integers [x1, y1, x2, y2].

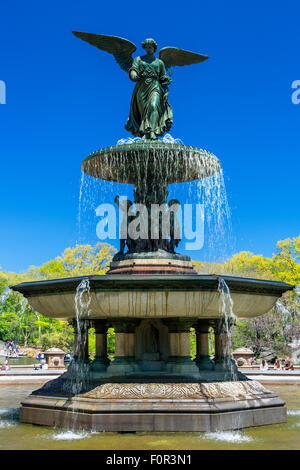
[[20, 380, 286, 432], [11, 274, 293, 432], [11, 274, 294, 321]]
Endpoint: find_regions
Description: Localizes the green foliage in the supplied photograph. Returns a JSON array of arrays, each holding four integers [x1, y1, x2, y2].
[[225, 236, 300, 357], [88, 327, 115, 359], [39, 243, 117, 279], [190, 328, 196, 359], [0, 243, 117, 348], [0, 290, 47, 346], [107, 328, 115, 358], [40, 322, 74, 352], [89, 327, 95, 357], [190, 327, 215, 359], [194, 236, 300, 357]]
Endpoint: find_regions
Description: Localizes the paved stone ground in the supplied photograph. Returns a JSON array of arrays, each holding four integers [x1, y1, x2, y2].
[[240, 369, 300, 384], [0, 369, 64, 384], [1, 367, 300, 385]]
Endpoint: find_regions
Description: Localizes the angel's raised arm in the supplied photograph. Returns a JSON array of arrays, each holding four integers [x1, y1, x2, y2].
[[72, 31, 137, 72]]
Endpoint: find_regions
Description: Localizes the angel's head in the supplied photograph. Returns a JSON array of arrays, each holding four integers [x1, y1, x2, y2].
[[142, 38, 158, 55]]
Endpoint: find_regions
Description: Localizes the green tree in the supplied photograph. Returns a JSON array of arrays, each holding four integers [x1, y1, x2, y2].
[[39, 243, 117, 279], [40, 322, 74, 351]]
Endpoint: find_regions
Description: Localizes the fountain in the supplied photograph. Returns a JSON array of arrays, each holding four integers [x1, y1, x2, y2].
[[11, 32, 294, 432]]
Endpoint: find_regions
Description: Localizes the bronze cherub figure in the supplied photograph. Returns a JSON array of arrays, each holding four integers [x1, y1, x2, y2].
[[73, 32, 208, 140]]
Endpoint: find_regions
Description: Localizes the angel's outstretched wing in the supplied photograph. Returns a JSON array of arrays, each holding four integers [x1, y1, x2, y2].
[[159, 47, 208, 71], [72, 31, 137, 72]]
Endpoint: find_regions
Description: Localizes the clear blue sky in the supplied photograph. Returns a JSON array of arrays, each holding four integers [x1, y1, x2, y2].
[[0, 0, 299, 272]]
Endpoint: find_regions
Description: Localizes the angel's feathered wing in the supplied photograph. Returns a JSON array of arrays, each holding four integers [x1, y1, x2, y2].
[[159, 47, 209, 70], [72, 31, 137, 72]]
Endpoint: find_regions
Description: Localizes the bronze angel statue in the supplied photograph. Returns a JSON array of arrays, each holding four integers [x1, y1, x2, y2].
[[72, 32, 208, 140]]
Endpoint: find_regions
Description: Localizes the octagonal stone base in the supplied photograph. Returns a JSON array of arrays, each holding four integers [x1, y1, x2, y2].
[[20, 380, 286, 432]]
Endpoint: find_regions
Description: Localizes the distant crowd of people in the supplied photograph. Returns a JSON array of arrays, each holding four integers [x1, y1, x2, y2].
[[260, 358, 294, 371], [2, 340, 19, 357]]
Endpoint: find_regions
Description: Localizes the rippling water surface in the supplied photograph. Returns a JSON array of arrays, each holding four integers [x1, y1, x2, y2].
[[0, 384, 299, 450]]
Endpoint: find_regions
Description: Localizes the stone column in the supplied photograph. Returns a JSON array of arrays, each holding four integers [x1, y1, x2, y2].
[[72, 319, 90, 363], [195, 321, 213, 370], [213, 318, 238, 378], [214, 319, 230, 360], [107, 321, 138, 374], [91, 320, 109, 373], [164, 319, 200, 377]]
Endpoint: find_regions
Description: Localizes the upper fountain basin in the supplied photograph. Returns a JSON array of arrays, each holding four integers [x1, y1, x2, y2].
[[82, 141, 221, 184], [11, 274, 294, 321]]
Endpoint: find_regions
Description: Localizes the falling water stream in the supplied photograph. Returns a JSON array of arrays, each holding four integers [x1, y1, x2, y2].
[[217, 277, 237, 382], [66, 278, 91, 396], [217, 277, 244, 431], [57, 278, 92, 431], [77, 135, 234, 262]]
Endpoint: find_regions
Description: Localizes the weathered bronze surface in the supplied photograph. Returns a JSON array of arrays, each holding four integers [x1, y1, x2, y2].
[[73, 32, 208, 139]]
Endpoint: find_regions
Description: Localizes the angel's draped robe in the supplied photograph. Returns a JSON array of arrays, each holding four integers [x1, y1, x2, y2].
[[125, 56, 173, 138]]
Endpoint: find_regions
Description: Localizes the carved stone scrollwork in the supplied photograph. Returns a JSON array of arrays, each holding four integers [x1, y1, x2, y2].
[[81, 380, 272, 400]]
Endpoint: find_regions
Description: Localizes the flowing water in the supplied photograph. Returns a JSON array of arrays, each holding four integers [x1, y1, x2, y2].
[[77, 136, 234, 262], [0, 356, 35, 366], [63, 278, 91, 396], [0, 384, 299, 449], [116, 134, 184, 146], [168, 168, 233, 262], [217, 277, 238, 382]]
